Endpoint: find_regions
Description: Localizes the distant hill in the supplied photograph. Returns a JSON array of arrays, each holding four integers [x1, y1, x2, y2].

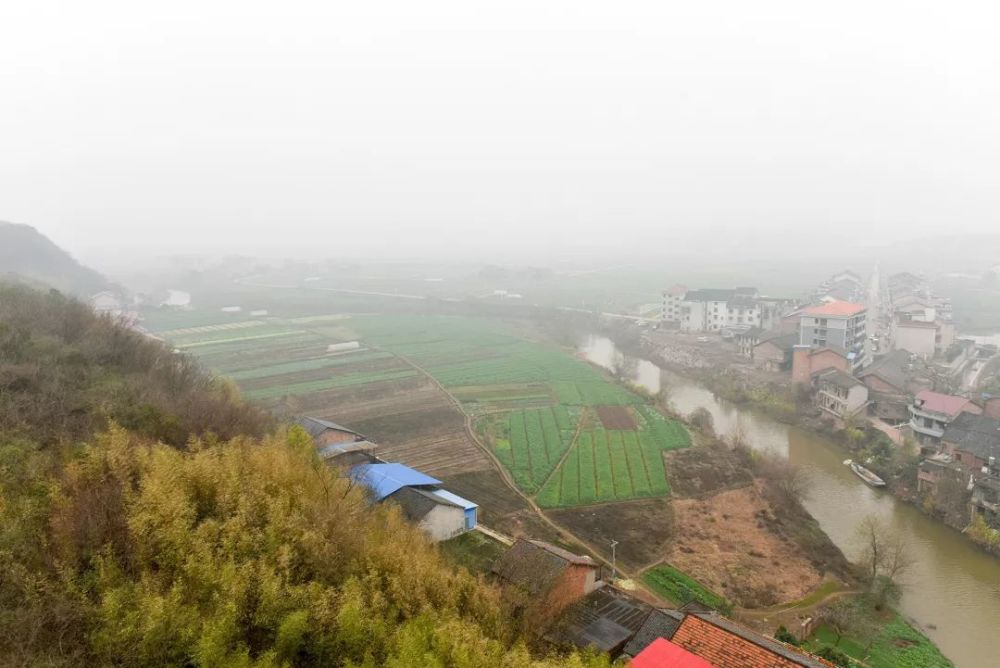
[[0, 220, 111, 296]]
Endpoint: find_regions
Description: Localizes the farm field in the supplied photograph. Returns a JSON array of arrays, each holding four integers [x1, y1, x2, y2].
[[146, 311, 690, 511]]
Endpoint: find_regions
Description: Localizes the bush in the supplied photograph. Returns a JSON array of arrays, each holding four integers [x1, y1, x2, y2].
[[774, 625, 801, 646]]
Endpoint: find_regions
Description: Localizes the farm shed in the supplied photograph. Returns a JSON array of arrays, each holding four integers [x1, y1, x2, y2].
[[351, 462, 442, 500], [352, 462, 477, 541], [295, 416, 367, 448], [385, 486, 477, 542], [316, 440, 378, 467], [545, 586, 652, 658], [327, 341, 361, 353]]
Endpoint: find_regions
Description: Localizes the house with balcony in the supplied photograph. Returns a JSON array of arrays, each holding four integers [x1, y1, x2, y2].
[[970, 475, 1000, 526], [909, 390, 982, 447], [798, 300, 867, 372], [813, 368, 869, 420]]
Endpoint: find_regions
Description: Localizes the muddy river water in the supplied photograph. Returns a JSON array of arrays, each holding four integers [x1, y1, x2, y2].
[[580, 335, 1000, 668]]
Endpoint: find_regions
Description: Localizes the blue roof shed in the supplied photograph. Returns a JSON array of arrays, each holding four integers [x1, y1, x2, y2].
[[352, 463, 442, 501]]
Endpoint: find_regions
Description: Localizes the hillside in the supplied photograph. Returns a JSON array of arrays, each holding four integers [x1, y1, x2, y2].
[[0, 221, 111, 296], [0, 283, 611, 667]]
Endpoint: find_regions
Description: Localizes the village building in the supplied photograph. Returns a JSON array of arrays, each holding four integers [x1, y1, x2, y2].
[[751, 332, 799, 372], [295, 416, 367, 448], [970, 475, 1000, 526], [677, 288, 761, 333], [812, 368, 869, 420], [908, 390, 982, 446], [661, 284, 688, 323], [89, 290, 123, 314], [892, 316, 955, 359], [797, 300, 868, 372], [491, 539, 605, 619], [351, 462, 477, 542], [545, 586, 652, 657], [791, 345, 849, 386], [940, 412, 1000, 475], [669, 612, 834, 667], [630, 637, 714, 668], [856, 350, 933, 422]]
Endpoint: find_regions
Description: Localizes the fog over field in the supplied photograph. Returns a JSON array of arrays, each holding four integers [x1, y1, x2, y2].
[[2, 1, 999, 266]]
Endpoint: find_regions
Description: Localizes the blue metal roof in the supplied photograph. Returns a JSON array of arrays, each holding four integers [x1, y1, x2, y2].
[[352, 463, 441, 501], [430, 489, 477, 510]]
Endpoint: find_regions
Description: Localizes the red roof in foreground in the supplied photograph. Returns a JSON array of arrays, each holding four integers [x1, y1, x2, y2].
[[802, 300, 866, 317], [914, 390, 975, 417], [631, 638, 715, 668], [672, 615, 834, 668]]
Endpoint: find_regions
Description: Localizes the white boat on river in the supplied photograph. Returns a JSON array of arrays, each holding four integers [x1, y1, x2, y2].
[[844, 459, 886, 487]]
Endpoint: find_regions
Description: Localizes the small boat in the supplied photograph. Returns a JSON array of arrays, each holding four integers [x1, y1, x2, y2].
[[844, 459, 886, 487]]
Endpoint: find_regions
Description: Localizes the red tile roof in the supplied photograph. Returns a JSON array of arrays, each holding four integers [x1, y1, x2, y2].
[[671, 614, 834, 668], [631, 638, 715, 668], [802, 300, 866, 317], [914, 390, 974, 418]]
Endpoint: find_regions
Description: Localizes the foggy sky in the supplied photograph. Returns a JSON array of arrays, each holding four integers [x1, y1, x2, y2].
[[2, 1, 999, 264]]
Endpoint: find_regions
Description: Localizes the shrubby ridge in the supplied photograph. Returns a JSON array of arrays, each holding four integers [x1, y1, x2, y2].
[[0, 283, 611, 667]]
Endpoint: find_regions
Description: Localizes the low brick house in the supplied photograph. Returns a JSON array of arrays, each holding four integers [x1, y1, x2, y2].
[[491, 539, 605, 619], [941, 412, 1000, 473], [295, 416, 366, 447], [752, 332, 798, 372]]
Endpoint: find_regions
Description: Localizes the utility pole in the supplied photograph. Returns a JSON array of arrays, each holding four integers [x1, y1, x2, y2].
[[610, 539, 619, 583]]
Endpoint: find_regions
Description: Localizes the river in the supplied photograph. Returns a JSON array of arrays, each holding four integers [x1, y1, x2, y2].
[[580, 335, 1000, 668]]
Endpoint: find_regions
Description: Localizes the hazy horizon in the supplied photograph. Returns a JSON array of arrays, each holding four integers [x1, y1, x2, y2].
[[3, 1, 999, 264]]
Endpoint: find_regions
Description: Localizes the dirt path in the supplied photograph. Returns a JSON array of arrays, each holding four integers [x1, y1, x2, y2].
[[737, 588, 863, 621], [384, 349, 641, 579]]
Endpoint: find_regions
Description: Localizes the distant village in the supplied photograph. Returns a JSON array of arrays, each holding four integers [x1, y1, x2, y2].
[[657, 269, 1000, 532]]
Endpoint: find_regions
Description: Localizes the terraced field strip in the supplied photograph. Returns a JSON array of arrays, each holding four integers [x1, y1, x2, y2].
[[226, 351, 391, 380], [242, 368, 418, 400], [176, 329, 308, 349], [161, 320, 265, 337]]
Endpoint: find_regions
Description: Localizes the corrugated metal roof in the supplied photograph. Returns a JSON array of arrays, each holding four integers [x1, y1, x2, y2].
[[295, 416, 364, 440], [430, 489, 477, 510], [352, 463, 441, 501]]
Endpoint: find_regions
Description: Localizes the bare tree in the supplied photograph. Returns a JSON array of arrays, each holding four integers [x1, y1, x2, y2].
[[688, 407, 715, 437], [756, 454, 810, 507], [818, 598, 861, 647], [727, 415, 751, 450], [855, 514, 913, 604]]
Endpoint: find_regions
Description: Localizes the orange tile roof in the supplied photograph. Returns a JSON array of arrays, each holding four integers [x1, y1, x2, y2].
[[802, 300, 866, 317], [631, 638, 715, 668], [671, 614, 834, 668]]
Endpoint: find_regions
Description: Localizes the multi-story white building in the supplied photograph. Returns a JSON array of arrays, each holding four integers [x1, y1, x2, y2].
[[798, 300, 868, 372], [661, 285, 688, 323], [677, 288, 760, 333]]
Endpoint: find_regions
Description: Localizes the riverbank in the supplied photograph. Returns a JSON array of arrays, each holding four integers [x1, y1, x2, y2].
[[581, 330, 983, 666], [613, 326, 1000, 561]]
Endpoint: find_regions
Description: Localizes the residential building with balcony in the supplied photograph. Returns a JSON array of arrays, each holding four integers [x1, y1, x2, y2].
[[908, 390, 981, 446], [813, 368, 869, 420], [676, 287, 761, 333], [798, 300, 868, 372], [970, 475, 1000, 526]]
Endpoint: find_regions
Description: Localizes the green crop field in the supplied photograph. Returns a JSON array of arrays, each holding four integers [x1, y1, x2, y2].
[[535, 405, 689, 507], [642, 564, 731, 612], [146, 311, 690, 508]]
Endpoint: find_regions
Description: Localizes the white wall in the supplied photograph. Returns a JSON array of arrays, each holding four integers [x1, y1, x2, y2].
[[418, 505, 468, 542], [895, 325, 936, 357]]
